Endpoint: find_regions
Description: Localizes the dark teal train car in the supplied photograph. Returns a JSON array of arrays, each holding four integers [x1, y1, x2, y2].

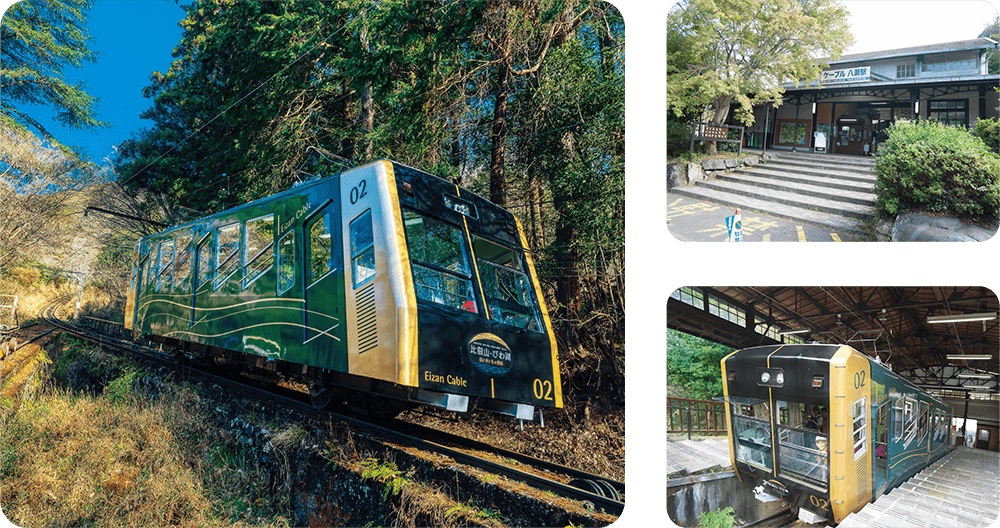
[[721, 344, 951, 524], [125, 160, 562, 420]]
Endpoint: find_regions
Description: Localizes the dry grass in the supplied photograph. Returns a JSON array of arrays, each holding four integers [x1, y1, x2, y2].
[[0, 266, 75, 323], [0, 343, 51, 414], [1, 388, 215, 527], [1, 337, 292, 528]]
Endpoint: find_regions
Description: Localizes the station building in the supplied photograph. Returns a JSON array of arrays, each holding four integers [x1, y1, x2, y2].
[[737, 38, 999, 156]]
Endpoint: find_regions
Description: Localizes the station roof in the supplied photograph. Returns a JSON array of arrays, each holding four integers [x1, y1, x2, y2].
[[668, 286, 998, 395], [830, 38, 998, 65]]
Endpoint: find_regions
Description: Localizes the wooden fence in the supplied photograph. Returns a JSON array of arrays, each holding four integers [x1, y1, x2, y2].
[[667, 396, 728, 439]]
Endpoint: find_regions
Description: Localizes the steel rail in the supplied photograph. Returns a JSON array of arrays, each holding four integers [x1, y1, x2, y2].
[[38, 296, 624, 516]]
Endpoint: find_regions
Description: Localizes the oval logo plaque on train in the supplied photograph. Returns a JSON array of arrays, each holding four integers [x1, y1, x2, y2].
[[468, 333, 513, 376]]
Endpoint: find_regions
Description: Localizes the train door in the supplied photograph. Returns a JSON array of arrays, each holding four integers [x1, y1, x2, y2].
[[302, 202, 346, 370], [873, 402, 889, 496]]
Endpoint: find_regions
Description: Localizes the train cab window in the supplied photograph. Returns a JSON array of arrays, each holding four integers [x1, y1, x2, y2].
[[853, 397, 868, 459], [244, 214, 274, 288], [472, 237, 541, 331], [776, 400, 829, 489], [175, 233, 193, 293], [732, 400, 773, 472], [155, 239, 175, 292], [350, 210, 376, 288], [401, 209, 477, 312], [215, 223, 240, 289], [277, 230, 295, 294], [306, 213, 333, 286]]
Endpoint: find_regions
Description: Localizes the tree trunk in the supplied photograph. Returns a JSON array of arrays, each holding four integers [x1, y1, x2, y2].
[[360, 13, 374, 160], [489, 5, 512, 206], [704, 95, 733, 155]]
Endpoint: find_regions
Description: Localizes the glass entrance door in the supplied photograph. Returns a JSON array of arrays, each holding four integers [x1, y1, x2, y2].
[[839, 124, 867, 155]]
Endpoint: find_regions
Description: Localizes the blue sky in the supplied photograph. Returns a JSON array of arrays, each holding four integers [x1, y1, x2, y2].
[[2, 0, 186, 165]]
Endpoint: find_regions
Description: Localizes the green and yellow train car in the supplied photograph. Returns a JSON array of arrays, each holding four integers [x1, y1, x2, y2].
[[721, 344, 951, 524], [125, 160, 562, 420]]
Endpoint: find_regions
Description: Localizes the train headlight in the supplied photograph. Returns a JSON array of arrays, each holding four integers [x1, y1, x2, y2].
[[757, 368, 785, 387]]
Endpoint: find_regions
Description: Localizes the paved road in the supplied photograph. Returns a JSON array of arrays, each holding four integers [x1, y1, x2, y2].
[[667, 193, 862, 242]]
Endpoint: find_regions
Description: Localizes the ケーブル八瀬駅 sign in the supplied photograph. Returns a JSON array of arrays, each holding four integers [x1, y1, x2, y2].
[[821, 66, 870, 84]]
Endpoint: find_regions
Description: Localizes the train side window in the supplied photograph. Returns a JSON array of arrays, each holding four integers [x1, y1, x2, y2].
[[197, 231, 215, 290], [918, 401, 929, 443], [853, 397, 868, 459], [307, 213, 334, 286], [903, 396, 918, 447], [732, 401, 773, 472], [893, 397, 903, 441], [141, 253, 152, 291], [244, 214, 274, 288], [215, 223, 240, 289], [156, 239, 175, 292], [935, 409, 948, 442], [350, 210, 376, 288], [175, 233, 193, 293], [277, 230, 295, 294]]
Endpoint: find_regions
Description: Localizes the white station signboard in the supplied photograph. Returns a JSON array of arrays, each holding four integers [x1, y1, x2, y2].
[[821, 66, 870, 84]]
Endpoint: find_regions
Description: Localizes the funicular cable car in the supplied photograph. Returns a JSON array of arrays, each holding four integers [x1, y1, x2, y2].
[[721, 344, 951, 524]]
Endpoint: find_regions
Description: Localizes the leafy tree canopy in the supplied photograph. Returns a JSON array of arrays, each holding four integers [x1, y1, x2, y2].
[[112, 1, 624, 393], [667, 0, 854, 152], [667, 329, 733, 401], [0, 0, 108, 146]]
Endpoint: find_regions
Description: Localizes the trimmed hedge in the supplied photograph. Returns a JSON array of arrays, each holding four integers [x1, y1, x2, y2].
[[875, 120, 999, 220]]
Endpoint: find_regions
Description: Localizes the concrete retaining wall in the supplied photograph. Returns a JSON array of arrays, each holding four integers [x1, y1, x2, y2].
[[667, 471, 788, 527]]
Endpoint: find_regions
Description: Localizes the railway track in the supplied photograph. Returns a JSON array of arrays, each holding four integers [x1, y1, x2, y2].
[[37, 295, 625, 517]]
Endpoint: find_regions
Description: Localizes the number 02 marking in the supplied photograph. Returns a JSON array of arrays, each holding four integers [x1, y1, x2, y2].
[[533, 379, 554, 401], [350, 180, 368, 204], [854, 371, 866, 390], [810, 495, 829, 512]]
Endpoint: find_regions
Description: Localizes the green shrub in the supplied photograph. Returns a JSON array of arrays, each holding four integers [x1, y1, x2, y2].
[[875, 120, 999, 220], [973, 117, 1000, 153], [668, 119, 692, 158], [698, 507, 735, 528]]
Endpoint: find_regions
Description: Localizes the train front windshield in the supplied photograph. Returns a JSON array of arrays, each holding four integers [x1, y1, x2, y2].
[[732, 399, 774, 471], [402, 209, 542, 331]]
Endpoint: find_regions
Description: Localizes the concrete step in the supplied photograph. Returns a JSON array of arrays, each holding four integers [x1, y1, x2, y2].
[[732, 166, 877, 192], [771, 151, 877, 169], [716, 173, 876, 207], [688, 179, 875, 219], [847, 448, 1000, 528], [757, 159, 879, 182], [670, 185, 869, 234], [675, 150, 880, 235]]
